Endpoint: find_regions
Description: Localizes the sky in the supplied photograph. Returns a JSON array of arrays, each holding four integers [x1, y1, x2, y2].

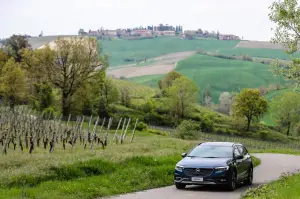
[[1, 0, 276, 41]]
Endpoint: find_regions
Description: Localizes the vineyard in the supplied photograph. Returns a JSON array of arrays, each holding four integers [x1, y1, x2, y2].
[[0, 106, 139, 155]]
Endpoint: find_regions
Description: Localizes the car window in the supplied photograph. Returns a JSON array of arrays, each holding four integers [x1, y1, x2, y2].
[[237, 146, 248, 156], [187, 145, 233, 158], [233, 147, 241, 157]]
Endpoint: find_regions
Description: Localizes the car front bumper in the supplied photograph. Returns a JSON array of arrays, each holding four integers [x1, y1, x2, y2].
[[174, 169, 230, 185]]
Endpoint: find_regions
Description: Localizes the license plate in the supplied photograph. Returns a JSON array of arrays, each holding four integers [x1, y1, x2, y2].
[[192, 177, 203, 182]]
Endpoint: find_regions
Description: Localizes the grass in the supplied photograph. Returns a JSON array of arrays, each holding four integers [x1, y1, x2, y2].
[[0, 130, 266, 199], [242, 171, 300, 199], [0, 132, 199, 199], [112, 78, 157, 99]]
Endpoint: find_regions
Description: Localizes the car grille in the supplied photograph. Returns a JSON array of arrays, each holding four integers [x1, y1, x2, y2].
[[184, 168, 214, 177]]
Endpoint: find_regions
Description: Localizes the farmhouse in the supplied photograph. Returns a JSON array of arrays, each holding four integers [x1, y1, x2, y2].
[[130, 29, 152, 36], [155, 31, 176, 36], [104, 30, 117, 36], [219, 34, 240, 40]]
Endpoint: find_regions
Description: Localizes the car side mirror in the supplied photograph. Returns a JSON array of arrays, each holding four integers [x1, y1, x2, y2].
[[236, 155, 243, 160], [181, 153, 187, 157]]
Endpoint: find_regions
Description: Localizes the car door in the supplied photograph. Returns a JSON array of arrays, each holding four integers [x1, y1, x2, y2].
[[233, 146, 243, 180], [237, 145, 251, 179]]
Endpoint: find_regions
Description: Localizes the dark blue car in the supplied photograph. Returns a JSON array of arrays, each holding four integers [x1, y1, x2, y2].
[[174, 142, 253, 191]]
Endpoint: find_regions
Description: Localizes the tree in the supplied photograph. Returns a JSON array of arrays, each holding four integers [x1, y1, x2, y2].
[[29, 37, 108, 117], [0, 49, 8, 72], [167, 76, 199, 118], [0, 58, 28, 110], [270, 92, 300, 136], [120, 87, 131, 107], [4, 34, 31, 62], [97, 77, 120, 116], [269, 0, 300, 92], [99, 77, 120, 105], [202, 84, 212, 105], [232, 88, 268, 131], [160, 71, 182, 92]]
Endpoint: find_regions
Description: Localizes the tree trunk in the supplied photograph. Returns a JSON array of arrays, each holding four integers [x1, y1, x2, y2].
[[286, 122, 291, 136], [62, 92, 70, 117], [246, 116, 252, 132]]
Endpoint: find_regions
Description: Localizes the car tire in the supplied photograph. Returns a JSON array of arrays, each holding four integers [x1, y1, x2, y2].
[[245, 166, 253, 185], [175, 182, 186, 189], [226, 170, 236, 191]]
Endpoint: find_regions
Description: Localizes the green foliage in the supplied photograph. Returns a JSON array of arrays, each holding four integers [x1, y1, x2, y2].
[[160, 71, 183, 92], [135, 122, 148, 131], [0, 58, 28, 109], [269, 0, 300, 92], [232, 88, 268, 131], [166, 76, 199, 118], [43, 107, 59, 119], [27, 37, 108, 116], [32, 82, 55, 111], [0, 49, 8, 71], [4, 34, 31, 62], [243, 172, 300, 199], [175, 120, 200, 140], [270, 92, 300, 136], [147, 129, 169, 136]]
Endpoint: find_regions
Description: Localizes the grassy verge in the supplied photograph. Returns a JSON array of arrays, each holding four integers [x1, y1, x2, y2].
[[242, 171, 300, 199], [0, 132, 263, 199]]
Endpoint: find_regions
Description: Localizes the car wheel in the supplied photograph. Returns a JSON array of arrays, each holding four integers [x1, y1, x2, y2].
[[245, 166, 253, 185], [226, 170, 236, 191], [175, 182, 186, 189]]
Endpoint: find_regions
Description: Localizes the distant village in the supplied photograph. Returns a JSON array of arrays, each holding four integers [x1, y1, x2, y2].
[[78, 24, 241, 41]]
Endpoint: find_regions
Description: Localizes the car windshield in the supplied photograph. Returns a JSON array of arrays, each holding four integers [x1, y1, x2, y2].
[[187, 145, 233, 158]]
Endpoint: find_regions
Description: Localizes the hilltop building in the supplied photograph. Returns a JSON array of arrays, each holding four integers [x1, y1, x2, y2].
[[219, 34, 240, 40]]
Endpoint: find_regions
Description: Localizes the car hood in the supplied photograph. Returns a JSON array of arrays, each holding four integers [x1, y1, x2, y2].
[[177, 157, 232, 168]]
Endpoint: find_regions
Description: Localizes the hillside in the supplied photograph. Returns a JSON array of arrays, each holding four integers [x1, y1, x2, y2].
[[130, 54, 286, 104], [100, 37, 239, 66]]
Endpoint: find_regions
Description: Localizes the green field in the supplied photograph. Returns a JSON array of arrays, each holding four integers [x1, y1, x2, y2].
[[219, 47, 298, 60], [112, 78, 157, 98], [130, 54, 286, 103], [101, 37, 239, 66]]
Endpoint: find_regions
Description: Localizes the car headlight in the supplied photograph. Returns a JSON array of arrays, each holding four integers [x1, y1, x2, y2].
[[215, 166, 229, 171], [175, 165, 184, 172]]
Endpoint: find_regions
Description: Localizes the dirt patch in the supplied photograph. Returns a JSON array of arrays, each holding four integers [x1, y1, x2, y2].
[[107, 51, 196, 78], [236, 40, 286, 50]]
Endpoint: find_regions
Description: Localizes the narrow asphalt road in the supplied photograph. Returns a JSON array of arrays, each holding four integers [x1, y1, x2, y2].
[[105, 153, 300, 199]]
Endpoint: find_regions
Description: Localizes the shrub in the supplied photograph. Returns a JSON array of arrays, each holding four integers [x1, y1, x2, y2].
[[175, 120, 200, 140], [242, 55, 253, 62], [258, 130, 269, 140], [43, 107, 58, 119], [135, 122, 148, 131]]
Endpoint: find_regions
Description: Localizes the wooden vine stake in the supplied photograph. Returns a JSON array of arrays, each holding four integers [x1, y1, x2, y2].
[[130, 118, 139, 143]]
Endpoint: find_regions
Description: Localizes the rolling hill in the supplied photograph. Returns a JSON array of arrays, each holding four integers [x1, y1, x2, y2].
[[130, 54, 286, 104]]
